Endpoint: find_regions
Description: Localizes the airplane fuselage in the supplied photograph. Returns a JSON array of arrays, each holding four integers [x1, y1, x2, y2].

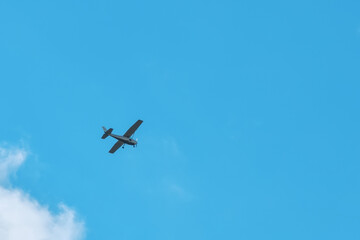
[[110, 134, 137, 146]]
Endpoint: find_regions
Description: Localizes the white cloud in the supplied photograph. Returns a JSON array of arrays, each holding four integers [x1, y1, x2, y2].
[[0, 147, 27, 183], [0, 146, 85, 240]]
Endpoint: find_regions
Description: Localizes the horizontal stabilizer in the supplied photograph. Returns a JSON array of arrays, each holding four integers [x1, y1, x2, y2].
[[101, 127, 113, 139]]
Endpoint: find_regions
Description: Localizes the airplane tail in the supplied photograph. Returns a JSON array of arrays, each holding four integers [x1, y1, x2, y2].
[[101, 127, 113, 139]]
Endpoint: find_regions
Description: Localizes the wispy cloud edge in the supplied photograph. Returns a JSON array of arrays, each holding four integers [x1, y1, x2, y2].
[[0, 146, 85, 240]]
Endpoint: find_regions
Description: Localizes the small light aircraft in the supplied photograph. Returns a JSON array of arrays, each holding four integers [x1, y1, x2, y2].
[[102, 120, 143, 153]]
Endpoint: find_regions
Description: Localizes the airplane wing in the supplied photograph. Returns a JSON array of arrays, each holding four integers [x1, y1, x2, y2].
[[109, 140, 124, 153], [123, 120, 143, 138]]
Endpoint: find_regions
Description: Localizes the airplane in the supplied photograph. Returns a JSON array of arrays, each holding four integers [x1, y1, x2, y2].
[[101, 120, 143, 153]]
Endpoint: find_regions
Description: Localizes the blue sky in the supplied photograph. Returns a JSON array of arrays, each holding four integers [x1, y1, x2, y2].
[[1, 0, 360, 239]]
